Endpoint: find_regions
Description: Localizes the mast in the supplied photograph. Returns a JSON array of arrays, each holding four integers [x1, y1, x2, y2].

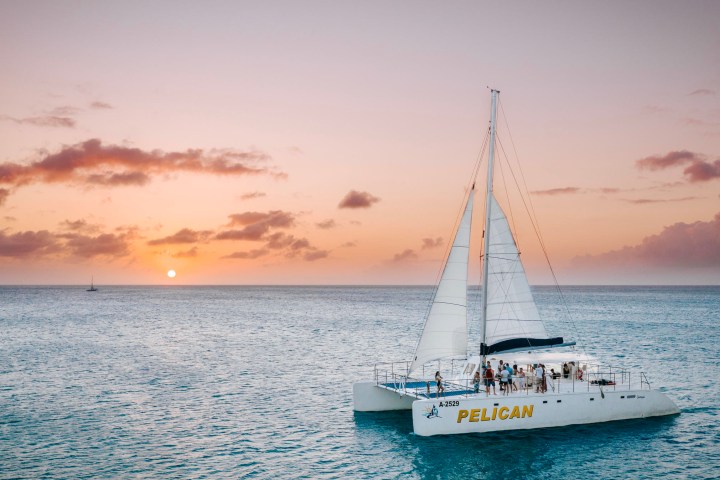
[[481, 89, 499, 356]]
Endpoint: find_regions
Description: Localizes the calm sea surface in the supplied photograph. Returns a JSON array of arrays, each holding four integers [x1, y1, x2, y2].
[[1, 285, 718, 479]]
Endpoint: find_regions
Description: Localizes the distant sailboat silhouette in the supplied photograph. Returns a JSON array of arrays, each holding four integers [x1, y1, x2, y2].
[[87, 276, 98, 292]]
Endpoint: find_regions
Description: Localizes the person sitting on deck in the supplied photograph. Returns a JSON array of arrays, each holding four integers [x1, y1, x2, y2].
[[435, 371, 445, 398], [473, 370, 481, 394], [484, 365, 496, 396], [563, 362, 570, 379], [550, 368, 560, 380], [576, 365, 584, 381]]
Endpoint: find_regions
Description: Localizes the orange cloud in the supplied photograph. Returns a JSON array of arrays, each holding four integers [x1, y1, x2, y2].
[[239, 191, 266, 200], [223, 249, 269, 259], [172, 247, 198, 258], [393, 249, 418, 262], [63, 232, 131, 258], [0, 188, 9, 206], [218, 211, 295, 241], [0, 139, 281, 204], [148, 228, 213, 245], [316, 219, 336, 229], [338, 190, 380, 209]]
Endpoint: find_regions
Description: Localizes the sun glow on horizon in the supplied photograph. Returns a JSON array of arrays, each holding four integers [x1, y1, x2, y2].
[[167, 269, 176, 278]]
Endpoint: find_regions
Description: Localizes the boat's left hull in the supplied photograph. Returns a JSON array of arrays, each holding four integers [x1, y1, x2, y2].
[[411, 389, 679, 436]]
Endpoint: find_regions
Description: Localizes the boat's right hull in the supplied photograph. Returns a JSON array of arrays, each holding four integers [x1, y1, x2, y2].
[[411, 389, 679, 436]]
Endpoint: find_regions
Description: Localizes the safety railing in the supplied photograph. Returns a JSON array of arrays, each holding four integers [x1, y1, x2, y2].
[[373, 361, 652, 399]]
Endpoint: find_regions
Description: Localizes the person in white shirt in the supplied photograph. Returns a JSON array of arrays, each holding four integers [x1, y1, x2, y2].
[[534, 364, 544, 393]]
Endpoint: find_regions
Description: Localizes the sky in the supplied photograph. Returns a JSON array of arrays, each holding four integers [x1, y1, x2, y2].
[[1, 1, 718, 285]]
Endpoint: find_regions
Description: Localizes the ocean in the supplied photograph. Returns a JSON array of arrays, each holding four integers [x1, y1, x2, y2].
[[1, 285, 718, 479]]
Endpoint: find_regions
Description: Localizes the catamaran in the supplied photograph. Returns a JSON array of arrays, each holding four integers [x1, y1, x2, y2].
[[352, 90, 679, 436]]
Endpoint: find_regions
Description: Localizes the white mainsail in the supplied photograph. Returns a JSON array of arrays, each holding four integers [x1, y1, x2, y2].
[[409, 189, 474, 374], [481, 193, 549, 350]]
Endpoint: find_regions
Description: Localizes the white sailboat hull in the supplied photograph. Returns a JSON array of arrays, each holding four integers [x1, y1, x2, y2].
[[411, 389, 679, 436], [353, 381, 415, 411]]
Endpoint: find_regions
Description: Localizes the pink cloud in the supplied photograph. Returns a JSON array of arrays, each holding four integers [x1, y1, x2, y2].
[[0, 139, 281, 203], [688, 89, 716, 96], [0, 225, 135, 259], [574, 212, 720, 268], [338, 190, 380, 209], [421, 237, 443, 250], [60, 219, 101, 234], [265, 232, 296, 249], [304, 250, 329, 261], [636, 150, 698, 170], [0, 230, 60, 257], [621, 196, 699, 204], [90, 101, 113, 109], [532, 187, 581, 196], [636, 150, 720, 182], [0, 115, 75, 128]]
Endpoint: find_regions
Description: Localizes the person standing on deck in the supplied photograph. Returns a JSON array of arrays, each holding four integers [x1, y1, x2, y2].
[[473, 370, 481, 394], [518, 367, 526, 390], [435, 371, 445, 398], [484, 364, 496, 396], [500, 367, 510, 395], [534, 364, 544, 393]]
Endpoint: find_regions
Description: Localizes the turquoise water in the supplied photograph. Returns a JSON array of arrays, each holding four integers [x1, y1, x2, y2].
[[1, 286, 718, 479]]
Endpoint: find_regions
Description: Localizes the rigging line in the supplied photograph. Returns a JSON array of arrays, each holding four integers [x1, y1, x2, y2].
[[498, 98, 545, 248], [495, 134, 522, 253], [412, 126, 490, 365], [495, 107, 587, 358], [496, 134, 585, 353]]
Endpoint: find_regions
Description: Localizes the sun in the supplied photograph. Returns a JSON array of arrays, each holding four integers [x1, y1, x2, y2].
[[167, 269, 176, 278]]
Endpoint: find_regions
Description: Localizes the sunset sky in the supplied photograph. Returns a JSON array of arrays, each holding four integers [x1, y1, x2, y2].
[[1, 1, 718, 285]]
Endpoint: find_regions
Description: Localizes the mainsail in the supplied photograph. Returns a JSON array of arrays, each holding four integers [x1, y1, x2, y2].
[[480, 194, 562, 354], [409, 189, 474, 374]]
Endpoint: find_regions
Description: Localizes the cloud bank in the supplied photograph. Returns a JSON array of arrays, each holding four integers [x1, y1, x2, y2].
[[636, 150, 720, 182], [0, 139, 282, 205], [573, 212, 720, 268]]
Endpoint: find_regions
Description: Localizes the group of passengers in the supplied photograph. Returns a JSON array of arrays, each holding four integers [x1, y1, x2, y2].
[[469, 360, 583, 396], [470, 360, 524, 396], [433, 360, 585, 398]]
